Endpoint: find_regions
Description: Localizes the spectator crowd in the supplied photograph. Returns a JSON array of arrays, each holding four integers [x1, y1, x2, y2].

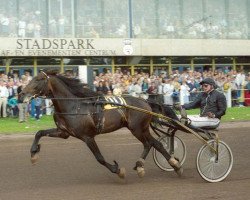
[[93, 68, 250, 107], [0, 70, 53, 122], [1, 67, 250, 121]]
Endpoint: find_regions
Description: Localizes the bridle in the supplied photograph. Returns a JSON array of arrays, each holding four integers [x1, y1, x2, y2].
[[41, 71, 50, 79], [31, 71, 51, 100]]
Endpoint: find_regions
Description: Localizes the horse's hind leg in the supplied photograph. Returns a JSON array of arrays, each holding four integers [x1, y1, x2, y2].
[[134, 142, 152, 178], [131, 128, 152, 178], [132, 128, 183, 177], [84, 136, 126, 179], [30, 128, 69, 164], [146, 133, 183, 176]]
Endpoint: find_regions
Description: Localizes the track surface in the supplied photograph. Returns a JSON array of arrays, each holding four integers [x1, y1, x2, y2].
[[0, 122, 250, 200]]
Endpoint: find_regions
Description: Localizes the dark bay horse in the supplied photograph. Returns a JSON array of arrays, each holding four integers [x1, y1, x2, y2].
[[19, 70, 182, 178]]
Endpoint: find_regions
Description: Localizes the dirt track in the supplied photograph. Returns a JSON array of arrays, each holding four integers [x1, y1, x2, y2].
[[0, 122, 250, 200]]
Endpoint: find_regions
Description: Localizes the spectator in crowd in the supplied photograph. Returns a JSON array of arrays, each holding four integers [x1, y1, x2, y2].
[[7, 78, 15, 99], [25, 71, 33, 82], [229, 75, 239, 106], [235, 69, 246, 106], [102, 81, 111, 95], [58, 15, 65, 37], [12, 72, 20, 84], [180, 78, 190, 105], [172, 76, 181, 103], [133, 80, 142, 97], [45, 99, 53, 115], [17, 79, 28, 123], [147, 81, 158, 101], [0, 80, 9, 117], [163, 78, 174, 105], [7, 94, 18, 117], [18, 18, 26, 37], [187, 77, 199, 102], [1, 14, 10, 36], [96, 81, 105, 94], [127, 81, 135, 96], [34, 97, 43, 121], [113, 83, 123, 96], [141, 78, 149, 93], [156, 78, 164, 103], [244, 75, 250, 106], [48, 17, 57, 37]]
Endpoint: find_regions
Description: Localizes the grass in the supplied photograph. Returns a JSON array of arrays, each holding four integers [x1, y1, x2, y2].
[[0, 107, 250, 134], [186, 106, 250, 122], [0, 115, 56, 134]]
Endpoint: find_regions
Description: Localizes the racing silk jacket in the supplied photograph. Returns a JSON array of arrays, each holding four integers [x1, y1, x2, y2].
[[183, 89, 227, 119]]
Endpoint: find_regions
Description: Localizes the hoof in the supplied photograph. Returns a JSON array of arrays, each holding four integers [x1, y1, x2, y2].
[[118, 167, 126, 179], [176, 167, 183, 177], [169, 157, 183, 177], [31, 153, 39, 165], [168, 157, 180, 167], [137, 167, 145, 178]]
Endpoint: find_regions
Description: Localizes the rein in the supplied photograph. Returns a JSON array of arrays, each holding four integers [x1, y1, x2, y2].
[[30, 72, 104, 116], [35, 96, 103, 116]]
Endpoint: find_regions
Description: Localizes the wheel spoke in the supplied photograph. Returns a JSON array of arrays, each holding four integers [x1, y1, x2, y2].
[[197, 140, 233, 182]]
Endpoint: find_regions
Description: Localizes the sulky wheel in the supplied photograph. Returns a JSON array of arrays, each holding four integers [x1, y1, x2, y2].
[[153, 135, 186, 171], [196, 139, 233, 183]]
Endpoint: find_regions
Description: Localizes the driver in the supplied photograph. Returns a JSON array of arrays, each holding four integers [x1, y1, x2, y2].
[[180, 77, 227, 128]]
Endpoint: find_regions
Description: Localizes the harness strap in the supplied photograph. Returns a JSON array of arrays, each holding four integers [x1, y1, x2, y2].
[[117, 108, 128, 124]]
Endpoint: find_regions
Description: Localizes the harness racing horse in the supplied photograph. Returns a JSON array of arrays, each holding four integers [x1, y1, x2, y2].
[[19, 70, 183, 178]]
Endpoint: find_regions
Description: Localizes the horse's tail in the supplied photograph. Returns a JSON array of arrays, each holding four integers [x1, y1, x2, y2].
[[147, 100, 179, 121], [147, 100, 181, 136]]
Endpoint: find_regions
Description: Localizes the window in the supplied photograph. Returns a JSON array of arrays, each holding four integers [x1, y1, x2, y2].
[[235, 56, 250, 64], [19, 0, 47, 37], [228, 0, 248, 39], [215, 57, 233, 64], [37, 58, 61, 65], [114, 57, 126, 64], [171, 57, 192, 64], [63, 58, 87, 65], [0, 0, 17, 37], [10, 58, 34, 65], [194, 57, 212, 64], [89, 57, 111, 65], [48, 0, 73, 37], [153, 57, 168, 64]]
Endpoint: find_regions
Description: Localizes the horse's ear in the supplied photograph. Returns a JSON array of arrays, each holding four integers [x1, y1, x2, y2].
[[42, 69, 59, 76]]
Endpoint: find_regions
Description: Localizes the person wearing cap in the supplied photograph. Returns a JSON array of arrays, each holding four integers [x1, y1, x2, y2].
[[180, 77, 227, 128]]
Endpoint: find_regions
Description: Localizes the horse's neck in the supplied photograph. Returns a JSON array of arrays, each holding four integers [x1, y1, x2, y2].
[[50, 78, 75, 98], [50, 78, 77, 113]]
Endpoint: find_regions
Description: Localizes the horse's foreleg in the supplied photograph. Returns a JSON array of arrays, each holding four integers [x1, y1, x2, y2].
[[30, 128, 69, 164], [84, 137, 126, 179]]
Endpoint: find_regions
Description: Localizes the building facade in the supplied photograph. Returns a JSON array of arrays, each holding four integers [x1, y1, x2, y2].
[[0, 0, 250, 80]]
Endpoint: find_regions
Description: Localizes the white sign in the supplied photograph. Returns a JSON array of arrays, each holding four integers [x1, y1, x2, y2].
[[78, 65, 88, 83], [123, 39, 133, 55]]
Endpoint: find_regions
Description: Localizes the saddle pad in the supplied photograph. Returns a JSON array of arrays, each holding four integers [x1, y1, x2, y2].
[[104, 96, 127, 110]]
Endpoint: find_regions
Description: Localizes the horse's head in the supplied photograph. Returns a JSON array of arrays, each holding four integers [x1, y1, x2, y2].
[[19, 70, 57, 103]]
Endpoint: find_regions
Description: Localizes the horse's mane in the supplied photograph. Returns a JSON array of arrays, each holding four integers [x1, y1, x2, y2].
[[56, 75, 100, 98]]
